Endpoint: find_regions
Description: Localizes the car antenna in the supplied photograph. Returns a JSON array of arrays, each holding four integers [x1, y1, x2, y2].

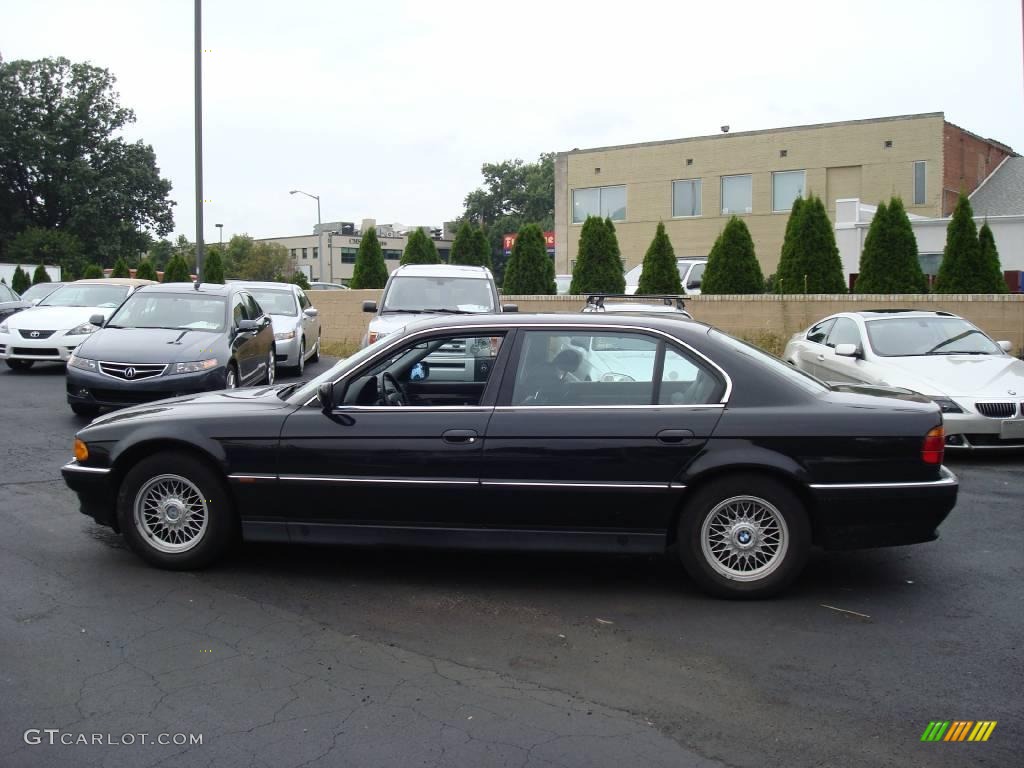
[[193, 279, 201, 291]]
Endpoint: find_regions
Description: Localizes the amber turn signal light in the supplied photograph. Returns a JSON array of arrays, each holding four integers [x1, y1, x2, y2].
[[74, 439, 89, 463], [921, 426, 945, 465]]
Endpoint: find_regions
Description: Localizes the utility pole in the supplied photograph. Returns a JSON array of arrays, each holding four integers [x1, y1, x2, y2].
[[193, 0, 205, 282]]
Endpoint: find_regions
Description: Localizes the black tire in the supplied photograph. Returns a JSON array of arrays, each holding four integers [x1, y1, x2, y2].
[[6, 359, 34, 371], [294, 339, 305, 376], [677, 474, 810, 599], [263, 348, 276, 385], [116, 451, 236, 570], [310, 333, 320, 363], [225, 363, 239, 389], [70, 403, 100, 419]]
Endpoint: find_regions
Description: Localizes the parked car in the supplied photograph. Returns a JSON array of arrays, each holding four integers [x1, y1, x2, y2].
[[307, 282, 350, 291], [783, 309, 1024, 449], [235, 282, 321, 375], [65, 283, 275, 418], [0, 282, 31, 322], [555, 274, 572, 295], [625, 258, 707, 296], [19, 281, 65, 305], [62, 312, 957, 598], [0, 279, 154, 371], [361, 264, 515, 346], [582, 294, 692, 320]]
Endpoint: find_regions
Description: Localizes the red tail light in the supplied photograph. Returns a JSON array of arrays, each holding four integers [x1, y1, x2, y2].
[[922, 426, 945, 464]]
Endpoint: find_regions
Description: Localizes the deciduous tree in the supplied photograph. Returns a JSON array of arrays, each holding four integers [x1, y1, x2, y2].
[[7, 227, 83, 280]]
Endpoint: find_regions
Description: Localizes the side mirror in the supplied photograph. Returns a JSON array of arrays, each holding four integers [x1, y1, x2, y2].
[[834, 343, 859, 358], [997, 340, 1012, 352], [502, 303, 519, 313], [238, 319, 259, 332], [317, 381, 335, 414], [362, 300, 377, 313], [304, 307, 319, 317], [89, 313, 105, 327]]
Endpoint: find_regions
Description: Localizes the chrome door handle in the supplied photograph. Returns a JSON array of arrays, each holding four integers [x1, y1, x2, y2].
[[657, 429, 694, 444], [442, 429, 478, 444]]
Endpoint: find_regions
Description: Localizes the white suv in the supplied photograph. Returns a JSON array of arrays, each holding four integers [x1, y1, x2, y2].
[[625, 258, 707, 296]]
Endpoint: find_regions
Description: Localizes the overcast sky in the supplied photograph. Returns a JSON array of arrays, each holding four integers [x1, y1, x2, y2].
[[4, 0, 1023, 242]]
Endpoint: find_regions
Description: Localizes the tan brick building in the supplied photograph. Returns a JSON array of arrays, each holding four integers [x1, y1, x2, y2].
[[554, 113, 1014, 279]]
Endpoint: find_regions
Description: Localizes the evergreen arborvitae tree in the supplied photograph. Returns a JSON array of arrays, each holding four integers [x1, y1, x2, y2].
[[775, 195, 845, 293], [110, 256, 131, 278], [82, 263, 104, 279], [855, 198, 926, 293], [935, 193, 987, 293], [700, 217, 764, 294], [503, 224, 555, 294], [351, 227, 388, 288], [203, 249, 225, 284], [12, 265, 30, 294], [637, 222, 682, 294], [400, 228, 440, 265], [32, 264, 51, 285], [978, 221, 1007, 293], [135, 259, 158, 281], [289, 271, 311, 290], [570, 216, 625, 294], [450, 222, 474, 265], [472, 227, 493, 269], [162, 254, 191, 283]]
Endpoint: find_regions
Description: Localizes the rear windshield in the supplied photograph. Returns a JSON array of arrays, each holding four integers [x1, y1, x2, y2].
[[382, 276, 495, 312], [40, 284, 130, 308], [709, 328, 828, 394], [248, 289, 297, 316]]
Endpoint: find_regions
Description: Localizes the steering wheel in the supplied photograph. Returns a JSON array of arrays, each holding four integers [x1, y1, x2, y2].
[[377, 371, 406, 406]]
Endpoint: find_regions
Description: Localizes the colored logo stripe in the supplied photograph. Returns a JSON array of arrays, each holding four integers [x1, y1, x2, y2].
[[921, 721, 996, 742]]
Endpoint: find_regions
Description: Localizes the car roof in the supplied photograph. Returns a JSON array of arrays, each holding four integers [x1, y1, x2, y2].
[[133, 282, 236, 296], [233, 281, 296, 291], [852, 310, 961, 321], [399, 312, 710, 338], [392, 264, 493, 279], [591, 303, 689, 313], [71, 278, 157, 287]]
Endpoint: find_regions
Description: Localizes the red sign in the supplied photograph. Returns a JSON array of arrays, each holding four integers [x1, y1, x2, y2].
[[503, 234, 517, 251], [503, 231, 556, 254], [544, 231, 555, 249]]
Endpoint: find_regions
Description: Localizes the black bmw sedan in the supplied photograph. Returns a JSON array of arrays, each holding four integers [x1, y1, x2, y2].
[[61, 313, 958, 598], [65, 283, 275, 417]]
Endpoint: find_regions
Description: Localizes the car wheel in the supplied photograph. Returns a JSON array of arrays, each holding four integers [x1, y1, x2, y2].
[[295, 339, 305, 375], [310, 333, 320, 363], [5, 359, 33, 371], [677, 474, 810, 599], [225, 363, 239, 389], [264, 349, 276, 385], [70, 403, 100, 419], [117, 452, 236, 570]]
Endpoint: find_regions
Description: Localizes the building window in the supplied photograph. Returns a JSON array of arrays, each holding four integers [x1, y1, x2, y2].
[[384, 250, 401, 261], [301, 247, 307, 259], [914, 161, 926, 205], [290, 248, 297, 259], [572, 185, 626, 223], [672, 179, 702, 217], [340, 248, 357, 264], [312, 247, 319, 260], [919, 252, 942, 275], [721, 175, 752, 215], [772, 170, 805, 212]]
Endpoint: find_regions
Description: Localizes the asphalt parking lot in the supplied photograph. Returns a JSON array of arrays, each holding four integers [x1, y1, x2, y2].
[[0, 359, 1020, 768]]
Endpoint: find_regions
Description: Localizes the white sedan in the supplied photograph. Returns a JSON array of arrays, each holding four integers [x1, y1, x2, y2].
[[0, 278, 154, 370], [783, 310, 1024, 449]]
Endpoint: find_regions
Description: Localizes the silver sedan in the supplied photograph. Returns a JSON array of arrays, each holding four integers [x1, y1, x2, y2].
[[237, 282, 322, 375], [783, 309, 1024, 450]]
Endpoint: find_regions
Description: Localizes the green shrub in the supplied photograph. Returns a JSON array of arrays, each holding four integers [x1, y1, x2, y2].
[[110, 256, 130, 278], [400, 228, 440, 265], [82, 264, 104, 279], [935, 193, 991, 293], [12, 265, 30, 294], [855, 198, 926, 293], [775, 195, 846, 293], [135, 259, 158, 281], [31, 264, 51, 285], [637, 222, 682, 294], [162, 254, 192, 283], [570, 216, 624, 294], [351, 227, 387, 288], [503, 224, 555, 294], [202, 248, 225, 284], [701, 217, 764, 294], [979, 221, 1007, 293]]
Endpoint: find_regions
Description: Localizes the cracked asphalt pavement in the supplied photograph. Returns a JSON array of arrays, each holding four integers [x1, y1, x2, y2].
[[0, 360, 1021, 767]]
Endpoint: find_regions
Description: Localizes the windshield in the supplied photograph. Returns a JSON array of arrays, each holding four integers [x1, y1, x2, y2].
[[286, 333, 397, 404], [106, 293, 227, 331], [709, 328, 828, 394], [39, 284, 130, 308], [866, 317, 1002, 356], [19, 283, 59, 302], [248, 289, 297, 316], [382, 276, 495, 313]]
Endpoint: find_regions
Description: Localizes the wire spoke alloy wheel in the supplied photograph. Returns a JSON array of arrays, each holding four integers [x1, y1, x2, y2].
[[133, 474, 210, 554], [700, 495, 789, 582]]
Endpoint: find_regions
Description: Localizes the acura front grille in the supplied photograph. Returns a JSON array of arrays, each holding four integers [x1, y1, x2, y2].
[[98, 361, 168, 381]]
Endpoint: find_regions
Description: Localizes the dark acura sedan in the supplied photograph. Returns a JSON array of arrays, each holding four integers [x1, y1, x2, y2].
[[65, 283, 275, 417], [61, 313, 958, 598]]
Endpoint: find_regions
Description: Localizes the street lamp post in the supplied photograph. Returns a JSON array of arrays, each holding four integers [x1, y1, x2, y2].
[[215, 223, 223, 245], [193, 0, 205, 283], [290, 189, 327, 283]]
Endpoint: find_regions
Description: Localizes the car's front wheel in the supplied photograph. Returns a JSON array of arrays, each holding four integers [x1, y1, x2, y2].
[[225, 363, 238, 389], [116, 452, 236, 569], [677, 474, 810, 599], [264, 349, 276, 385], [310, 333, 320, 363], [5, 359, 33, 371], [294, 339, 305, 375]]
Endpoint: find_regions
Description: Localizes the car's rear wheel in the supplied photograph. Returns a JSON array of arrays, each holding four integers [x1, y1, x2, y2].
[[295, 339, 305, 375], [677, 474, 810, 599], [70, 403, 100, 419], [5, 359, 33, 371], [310, 333, 320, 363], [117, 452, 235, 569]]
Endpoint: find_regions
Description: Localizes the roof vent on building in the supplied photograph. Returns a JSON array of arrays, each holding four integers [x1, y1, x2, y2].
[[720, 125, 730, 133], [594, 167, 601, 174], [884, 140, 893, 149], [686, 158, 693, 166], [779, 149, 788, 158]]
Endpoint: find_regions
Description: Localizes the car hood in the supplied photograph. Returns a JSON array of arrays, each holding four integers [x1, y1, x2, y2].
[[86, 385, 294, 429], [4, 305, 115, 331], [873, 354, 1024, 398], [76, 327, 224, 363], [369, 312, 450, 337], [269, 314, 299, 334]]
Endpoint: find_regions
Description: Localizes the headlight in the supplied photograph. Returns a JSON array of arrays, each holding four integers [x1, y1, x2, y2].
[[0, 321, 8, 333], [932, 397, 963, 414], [68, 353, 97, 371], [171, 359, 219, 375], [274, 330, 295, 341], [68, 322, 100, 336]]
